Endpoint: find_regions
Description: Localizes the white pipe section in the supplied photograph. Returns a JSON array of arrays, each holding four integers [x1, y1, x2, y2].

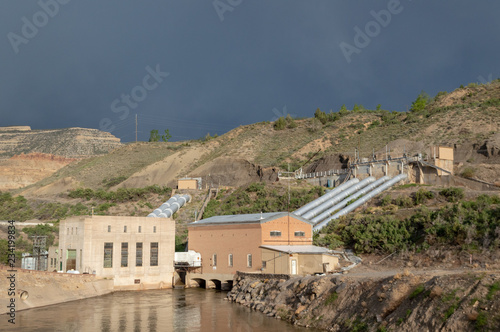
[[294, 178, 360, 216], [311, 176, 390, 224], [313, 174, 407, 231], [147, 194, 191, 218], [301, 177, 376, 220]]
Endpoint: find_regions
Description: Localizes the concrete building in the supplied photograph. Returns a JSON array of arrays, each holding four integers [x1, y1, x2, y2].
[[413, 146, 454, 184], [187, 212, 338, 289], [261, 245, 339, 275], [177, 177, 202, 190], [58, 215, 175, 290]]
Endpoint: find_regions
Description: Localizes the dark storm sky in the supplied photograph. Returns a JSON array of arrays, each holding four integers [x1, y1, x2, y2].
[[1, 1, 499, 142]]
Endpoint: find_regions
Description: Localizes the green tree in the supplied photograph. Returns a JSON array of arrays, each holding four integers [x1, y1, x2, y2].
[[339, 104, 348, 116], [410, 91, 431, 112], [161, 129, 172, 142], [149, 129, 160, 142], [273, 116, 286, 130], [314, 108, 328, 124]]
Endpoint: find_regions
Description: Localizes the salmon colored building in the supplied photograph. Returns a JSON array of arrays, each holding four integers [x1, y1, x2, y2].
[[187, 212, 338, 289]]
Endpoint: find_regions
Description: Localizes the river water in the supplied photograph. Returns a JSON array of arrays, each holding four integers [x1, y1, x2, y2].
[[3, 289, 316, 332]]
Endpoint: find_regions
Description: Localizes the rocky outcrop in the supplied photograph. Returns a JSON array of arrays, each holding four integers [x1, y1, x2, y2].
[[0, 127, 121, 159], [0, 153, 76, 190], [228, 271, 500, 331]]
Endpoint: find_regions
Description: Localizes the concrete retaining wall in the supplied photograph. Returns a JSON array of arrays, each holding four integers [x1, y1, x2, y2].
[[0, 266, 114, 315]]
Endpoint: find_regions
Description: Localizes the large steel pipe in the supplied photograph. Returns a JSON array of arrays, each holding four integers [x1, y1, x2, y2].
[[293, 178, 360, 216], [311, 176, 390, 224], [301, 177, 376, 220], [313, 174, 407, 231]]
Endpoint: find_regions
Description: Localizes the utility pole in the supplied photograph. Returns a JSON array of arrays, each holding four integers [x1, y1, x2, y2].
[[288, 163, 290, 246], [135, 114, 138, 142]]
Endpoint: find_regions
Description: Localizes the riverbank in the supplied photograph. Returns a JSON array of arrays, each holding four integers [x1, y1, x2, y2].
[[0, 266, 114, 315], [228, 270, 500, 331]]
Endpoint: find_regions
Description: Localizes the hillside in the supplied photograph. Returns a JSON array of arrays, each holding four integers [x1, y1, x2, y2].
[[0, 127, 121, 159], [0, 127, 122, 191], [7, 80, 498, 201]]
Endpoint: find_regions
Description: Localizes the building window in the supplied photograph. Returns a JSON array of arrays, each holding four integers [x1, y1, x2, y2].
[[247, 254, 252, 268], [138, 225, 141, 233], [212, 254, 217, 267], [150, 242, 158, 266], [228, 254, 233, 267], [270, 231, 281, 237], [76, 227, 78, 235], [262, 261, 267, 268], [124, 225, 127, 233], [107, 225, 111, 232], [136, 243, 143, 267], [103, 243, 113, 268], [153, 226, 156, 233], [294, 231, 305, 237], [121, 242, 128, 267]]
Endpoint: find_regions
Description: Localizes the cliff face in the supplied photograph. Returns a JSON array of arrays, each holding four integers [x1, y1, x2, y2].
[[0, 127, 121, 159], [0, 153, 76, 190], [0, 127, 121, 190], [228, 271, 500, 331]]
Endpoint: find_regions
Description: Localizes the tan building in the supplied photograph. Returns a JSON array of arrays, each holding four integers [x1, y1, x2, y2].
[[58, 215, 175, 290], [178, 177, 201, 190], [413, 146, 455, 184], [261, 245, 339, 275], [187, 212, 338, 289]]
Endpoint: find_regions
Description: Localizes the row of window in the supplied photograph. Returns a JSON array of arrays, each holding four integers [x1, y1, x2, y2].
[[103, 242, 158, 268], [212, 253, 252, 268], [270, 231, 305, 237], [67, 227, 78, 235], [107, 225, 157, 233], [68, 225, 159, 235]]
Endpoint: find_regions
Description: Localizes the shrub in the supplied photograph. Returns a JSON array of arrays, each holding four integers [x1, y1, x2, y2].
[[102, 176, 127, 188], [410, 91, 430, 113], [285, 114, 297, 128], [314, 108, 328, 125], [413, 189, 434, 205], [394, 196, 414, 208], [273, 116, 286, 130], [439, 187, 465, 202], [380, 195, 392, 206], [368, 120, 380, 129], [460, 167, 476, 179], [316, 195, 500, 254]]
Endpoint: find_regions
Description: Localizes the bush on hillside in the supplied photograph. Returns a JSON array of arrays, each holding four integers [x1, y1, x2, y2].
[[315, 195, 500, 254], [273, 116, 286, 130], [460, 167, 476, 179], [413, 189, 435, 205], [439, 187, 465, 202], [410, 91, 431, 112]]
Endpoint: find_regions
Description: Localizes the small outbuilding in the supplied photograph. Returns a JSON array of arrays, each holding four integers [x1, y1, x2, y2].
[[260, 245, 339, 275], [177, 177, 202, 190]]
